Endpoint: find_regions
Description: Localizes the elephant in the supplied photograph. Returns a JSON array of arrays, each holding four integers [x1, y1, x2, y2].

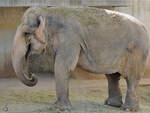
[[11, 7, 149, 111]]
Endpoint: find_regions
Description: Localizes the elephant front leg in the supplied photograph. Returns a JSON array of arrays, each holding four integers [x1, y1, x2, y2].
[[54, 44, 80, 111], [105, 73, 123, 107], [54, 61, 71, 111]]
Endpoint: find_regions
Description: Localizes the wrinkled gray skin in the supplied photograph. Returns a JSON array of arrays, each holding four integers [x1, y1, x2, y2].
[[11, 7, 149, 111]]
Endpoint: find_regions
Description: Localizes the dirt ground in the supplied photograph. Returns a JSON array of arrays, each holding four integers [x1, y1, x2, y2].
[[0, 74, 150, 113]]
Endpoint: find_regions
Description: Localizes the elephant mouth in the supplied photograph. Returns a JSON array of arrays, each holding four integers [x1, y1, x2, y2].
[[25, 43, 32, 60]]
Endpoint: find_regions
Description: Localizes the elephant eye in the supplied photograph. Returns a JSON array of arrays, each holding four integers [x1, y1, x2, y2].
[[24, 32, 31, 37]]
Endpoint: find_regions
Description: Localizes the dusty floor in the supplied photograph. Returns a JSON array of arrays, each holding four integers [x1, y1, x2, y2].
[[0, 75, 150, 113]]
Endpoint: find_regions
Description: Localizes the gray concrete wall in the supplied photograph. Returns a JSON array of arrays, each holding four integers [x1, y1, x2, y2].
[[0, 0, 128, 7], [0, 7, 26, 77]]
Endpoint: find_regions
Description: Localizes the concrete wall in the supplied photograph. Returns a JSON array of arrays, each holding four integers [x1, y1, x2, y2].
[[0, 7, 26, 77], [0, 0, 150, 78], [0, 0, 128, 7]]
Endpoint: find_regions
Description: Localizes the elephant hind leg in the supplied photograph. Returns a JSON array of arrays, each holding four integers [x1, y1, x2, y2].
[[105, 72, 123, 107], [120, 49, 147, 111], [121, 75, 140, 112], [121, 65, 144, 111]]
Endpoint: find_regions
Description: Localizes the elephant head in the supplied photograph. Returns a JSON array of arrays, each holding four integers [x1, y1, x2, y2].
[[11, 16, 47, 87]]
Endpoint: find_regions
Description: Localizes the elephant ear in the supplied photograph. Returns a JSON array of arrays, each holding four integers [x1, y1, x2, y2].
[[35, 16, 46, 43]]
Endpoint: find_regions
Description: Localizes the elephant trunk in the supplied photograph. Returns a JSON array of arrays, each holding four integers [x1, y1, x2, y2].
[[11, 25, 38, 87]]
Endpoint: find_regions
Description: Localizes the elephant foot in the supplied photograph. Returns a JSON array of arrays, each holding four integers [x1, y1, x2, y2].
[[54, 100, 72, 111], [104, 96, 122, 107], [120, 104, 140, 112]]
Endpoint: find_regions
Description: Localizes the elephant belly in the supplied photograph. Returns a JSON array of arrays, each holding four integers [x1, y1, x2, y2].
[[77, 49, 123, 74], [77, 33, 129, 74]]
